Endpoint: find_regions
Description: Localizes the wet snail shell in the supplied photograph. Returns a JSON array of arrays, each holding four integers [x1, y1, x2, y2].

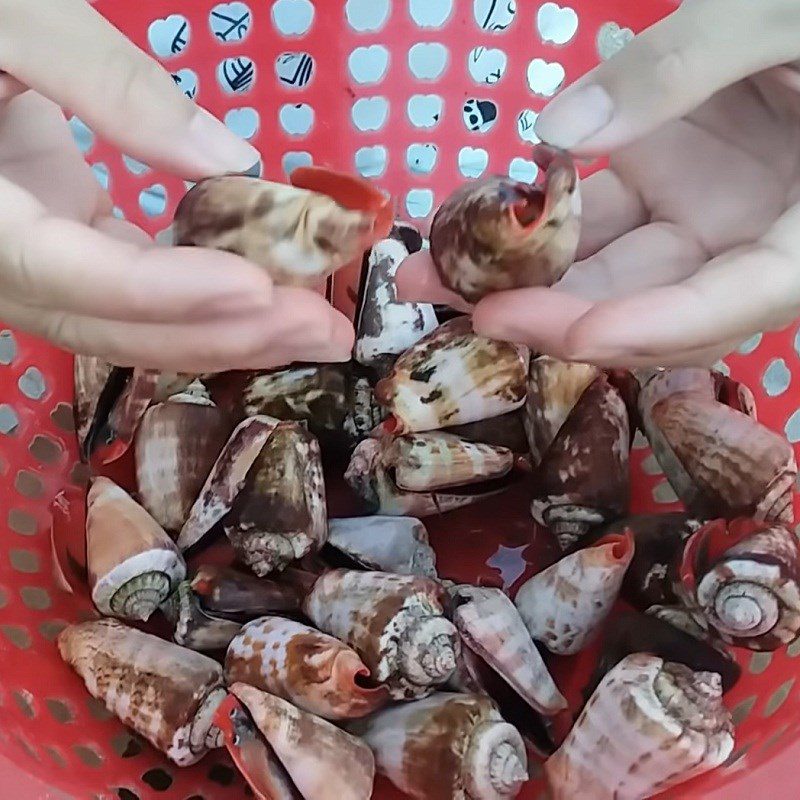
[[163, 581, 244, 652], [429, 144, 580, 304], [302, 569, 460, 700], [58, 619, 226, 766], [349, 692, 529, 800], [545, 654, 734, 800], [225, 616, 389, 720], [87, 477, 185, 622], [678, 517, 800, 650]]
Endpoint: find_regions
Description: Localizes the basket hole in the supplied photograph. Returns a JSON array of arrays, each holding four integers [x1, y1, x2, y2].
[[537, 3, 579, 45], [210, 2, 252, 42], [0, 586, 8, 609], [91, 162, 110, 191], [349, 46, 389, 84], [409, 0, 452, 28], [352, 97, 389, 132], [208, 763, 236, 785], [87, 696, 114, 721], [8, 508, 37, 536], [15, 470, 44, 499], [463, 98, 497, 133], [0, 330, 16, 365], [112, 732, 144, 758], [345, 0, 390, 32], [279, 103, 313, 136], [468, 46, 507, 84], [147, 15, 190, 59], [408, 94, 443, 129], [29, 433, 64, 464], [763, 358, 791, 397], [785, 409, 800, 443], [458, 146, 489, 178], [406, 189, 434, 219], [13, 734, 39, 762], [527, 58, 566, 97], [18, 367, 47, 400], [597, 21, 634, 62], [226, 107, 261, 139], [39, 619, 69, 641], [282, 151, 313, 178], [749, 651, 773, 674], [731, 695, 757, 726], [9, 548, 39, 573], [275, 52, 313, 89], [21, 586, 52, 611], [73, 744, 104, 768], [70, 460, 92, 488], [517, 109, 541, 144], [1, 624, 32, 649], [763, 678, 795, 717], [142, 767, 173, 791], [12, 689, 35, 719], [117, 789, 140, 800], [218, 56, 257, 94], [640, 453, 662, 476], [408, 43, 448, 81], [787, 637, 800, 657], [139, 184, 168, 218], [46, 698, 75, 723], [172, 68, 199, 100], [509, 157, 539, 183], [51, 402, 75, 432], [355, 146, 388, 178], [0, 404, 20, 434], [724, 741, 753, 769], [122, 155, 151, 176], [474, 0, 516, 32], [739, 332, 763, 354], [406, 144, 438, 175], [272, 0, 314, 36], [68, 117, 94, 154], [652, 480, 678, 504], [45, 746, 67, 768]]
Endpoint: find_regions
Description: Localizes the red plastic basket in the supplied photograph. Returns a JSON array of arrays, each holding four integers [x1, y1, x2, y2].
[[2, 1, 799, 798]]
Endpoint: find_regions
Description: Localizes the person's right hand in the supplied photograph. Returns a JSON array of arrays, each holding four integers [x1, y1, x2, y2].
[[399, 0, 800, 369], [0, 0, 354, 372]]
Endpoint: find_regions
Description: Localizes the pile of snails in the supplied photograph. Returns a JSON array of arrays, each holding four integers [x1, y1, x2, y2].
[[52, 147, 800, 800]]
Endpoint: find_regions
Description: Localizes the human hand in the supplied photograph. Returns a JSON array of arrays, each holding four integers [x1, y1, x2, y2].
[[0, 0, 354, 372], [398, 0, 800, 367]]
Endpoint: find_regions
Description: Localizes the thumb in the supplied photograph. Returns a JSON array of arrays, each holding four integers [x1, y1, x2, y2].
[[534, 0, 800, 156], [0, 0, 260, 180]]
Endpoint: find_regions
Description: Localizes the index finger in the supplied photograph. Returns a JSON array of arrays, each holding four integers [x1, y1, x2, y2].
[[394, 251, 475, 313]]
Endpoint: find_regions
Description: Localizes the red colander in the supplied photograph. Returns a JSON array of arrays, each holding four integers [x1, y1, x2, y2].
[[1, 1, 799, 798]]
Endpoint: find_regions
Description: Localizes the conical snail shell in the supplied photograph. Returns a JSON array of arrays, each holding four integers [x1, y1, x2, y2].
[[58, 619, 226, 766], [73, 355, 113, 447], [173, 175, 377, 288], [165, 581, 244, 652], [545, 654, 734, 800], [230, 682, 376, 800], [348, 692, 528, 800], [326, 516, 438, 578], [449, 585, 567, 715], [445, 408, 529, 453], [135, 392, 231, 533], [514, 530, 634, 655], [354, 233, 439, 376], [388, 432, 514, 491], [373, 317, 529, 434], [224, 421, 327, 576], [87, 477, 186, 622], [679, 518, 800, 650], [429, 144, 580, 304], [303, 570, 460, 700], [225, 616, 388, 720]]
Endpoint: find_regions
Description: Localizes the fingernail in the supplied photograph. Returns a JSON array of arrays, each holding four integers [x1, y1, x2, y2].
[[187, 107, 261, 174], [242, 159, 262, 178], [534, 84, 614, 149]]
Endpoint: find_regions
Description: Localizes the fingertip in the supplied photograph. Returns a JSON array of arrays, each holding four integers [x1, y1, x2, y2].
[[394, 250, 436, 302]]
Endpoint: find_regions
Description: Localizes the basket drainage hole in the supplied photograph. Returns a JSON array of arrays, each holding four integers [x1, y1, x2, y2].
[[0, 330, 18, 365], [474, 0, 516, 32], [272, 0, 314, 36], [142, 768, 173, 791], [210, 2, 252, 43], [208, 763, 236, 785], [147, 15, 190, 59], [116, 790, 140, 800]]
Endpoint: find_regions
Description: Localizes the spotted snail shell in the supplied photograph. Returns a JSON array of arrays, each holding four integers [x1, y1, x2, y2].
[[225, 616, 389, 720], [525, 357, 631, 550], [134, 388, 231, 533], [678, 517, 800, 651], [86, 477, 185, 622], [514, 530, 634, 655], [374, 316, 529, 435], [349, 692, 529, 800], [58, 619, 226, 767], [638, 367, 796, 523], [429, 144, 580, 304], [545, 654, 734, 800], [302, 569, 460, 700], [172, 172, 388, 288], [226, 683, 376, 800]]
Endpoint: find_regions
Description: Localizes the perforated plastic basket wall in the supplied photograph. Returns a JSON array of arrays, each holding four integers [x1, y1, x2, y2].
[[1, 1, 800, 798]]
